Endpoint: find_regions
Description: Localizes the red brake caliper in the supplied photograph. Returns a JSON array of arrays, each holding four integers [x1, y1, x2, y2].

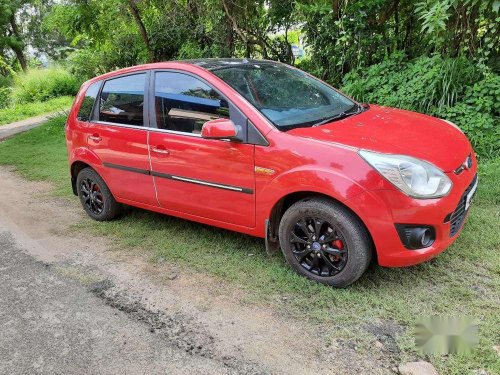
[[330, 239, 344, 261]]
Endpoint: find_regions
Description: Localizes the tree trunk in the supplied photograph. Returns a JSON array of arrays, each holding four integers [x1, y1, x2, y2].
[[403, 13, 413, 57], [284, 27, 293, 65], [9, 15, 27, 72], [128, 0, 155, 62], [11, 44, 27, 72], [221, 1, 235, 57], [332, 0, 342, 18], [395, 4, 400, 50], [221, 0, 248, 47]]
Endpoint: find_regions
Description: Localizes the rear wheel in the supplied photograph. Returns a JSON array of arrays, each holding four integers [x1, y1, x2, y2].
[[278, 198, 372, 287], [76, 168, 121, 221]]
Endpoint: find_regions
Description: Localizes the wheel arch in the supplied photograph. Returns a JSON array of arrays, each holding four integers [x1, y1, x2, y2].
[[70, 161, 94, 195], [267, 191, 376, 261], [69, 147, 104, 195]]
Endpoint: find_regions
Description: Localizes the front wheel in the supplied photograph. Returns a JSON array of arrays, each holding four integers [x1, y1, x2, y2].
[[278, 198, 372, 287], [76, 167, 121, 221]]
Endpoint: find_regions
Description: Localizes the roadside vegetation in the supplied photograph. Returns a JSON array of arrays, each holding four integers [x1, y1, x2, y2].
[[0, 96, 73, 125], [0, 116, 498, 375], [0, 67, 77, 125]]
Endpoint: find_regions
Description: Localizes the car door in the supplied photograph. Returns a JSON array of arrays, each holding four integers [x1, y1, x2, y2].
[[84, 72, 157, 206], [148, 71, 256, 227]]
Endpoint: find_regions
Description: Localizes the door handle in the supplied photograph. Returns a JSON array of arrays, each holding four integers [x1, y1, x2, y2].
[[88, 134, 102, 142], [150, 145, 170, 155]]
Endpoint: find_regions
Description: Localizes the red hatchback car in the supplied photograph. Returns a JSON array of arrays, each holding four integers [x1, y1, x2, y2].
[[66, 59, 478, 287]]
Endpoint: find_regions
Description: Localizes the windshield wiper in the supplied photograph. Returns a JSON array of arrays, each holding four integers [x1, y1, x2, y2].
[[312, 105, 363, 127]]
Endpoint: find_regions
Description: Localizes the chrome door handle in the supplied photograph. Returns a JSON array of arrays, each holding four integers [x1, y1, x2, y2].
[[88, 135, 102, 142], [151, 146, 170, 155]]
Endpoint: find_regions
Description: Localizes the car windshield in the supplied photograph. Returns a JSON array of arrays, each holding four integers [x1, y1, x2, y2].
[[212, 63, 360, 130]]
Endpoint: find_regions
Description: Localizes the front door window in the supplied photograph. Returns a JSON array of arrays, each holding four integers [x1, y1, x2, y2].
[[154, 72, 229, 134]]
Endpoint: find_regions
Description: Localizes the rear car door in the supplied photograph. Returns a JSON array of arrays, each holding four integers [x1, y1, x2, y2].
[[84, 72, 157, 206], [148, 71, 256, 227]]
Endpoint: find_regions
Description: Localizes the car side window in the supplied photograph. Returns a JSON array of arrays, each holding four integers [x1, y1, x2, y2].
[[154, 72, 229, 134], [99, 73, 146, 126], [77, 81, 101, 122]]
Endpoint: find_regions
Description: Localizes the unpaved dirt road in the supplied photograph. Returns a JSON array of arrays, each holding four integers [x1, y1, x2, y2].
[[0, 166, 393, 374]]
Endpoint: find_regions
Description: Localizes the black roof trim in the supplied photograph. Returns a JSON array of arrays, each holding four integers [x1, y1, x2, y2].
[[180, 58, 278, 71]]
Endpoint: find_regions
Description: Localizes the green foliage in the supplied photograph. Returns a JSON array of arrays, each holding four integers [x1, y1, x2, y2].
[[0, 55, 14, 108], [0, 86, 12, 109], [342, 54, 499, 158], [415, 0, 499, 63], [65, 49, 109, 81], [0, 55, 15, 80], [12, 67, 80, 104], [176, 41, 205, 60], [0, 74, 13, 88], [0, 96, 73, 125], [342, 54, 479, 111], [416, 0, 453, 35], [436, 74, 500, 158]]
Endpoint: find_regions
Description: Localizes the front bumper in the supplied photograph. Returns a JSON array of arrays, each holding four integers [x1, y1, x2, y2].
[[346, 167, 478, 267]]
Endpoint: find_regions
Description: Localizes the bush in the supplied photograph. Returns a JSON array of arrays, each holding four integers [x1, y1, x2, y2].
[[0, 87, 12, 109], [436, 74, 500, 159], [66, 49, 109, 82], [12, 67, 80, 104], [341, 54, 499, 159], [0, 75, 13, 89], [341, 53, 479, 112]]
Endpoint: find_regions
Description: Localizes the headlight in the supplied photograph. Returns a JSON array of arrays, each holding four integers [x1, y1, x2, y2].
[[359, 150, 452, 199]]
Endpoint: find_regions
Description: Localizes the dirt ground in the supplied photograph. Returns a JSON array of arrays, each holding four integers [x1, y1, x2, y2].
[[0, 166, 395, 374]]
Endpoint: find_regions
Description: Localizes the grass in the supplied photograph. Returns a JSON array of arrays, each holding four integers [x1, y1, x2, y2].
[[0, 116, 498, 374], [0, 96, 73, 125], [12, 67, 79, 104]]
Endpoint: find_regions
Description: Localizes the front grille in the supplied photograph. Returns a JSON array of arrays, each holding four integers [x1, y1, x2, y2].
[[446, 174, 477, 237]]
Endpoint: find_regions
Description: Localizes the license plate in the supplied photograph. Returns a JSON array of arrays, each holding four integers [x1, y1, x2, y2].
[[465, 178, 478, 211]]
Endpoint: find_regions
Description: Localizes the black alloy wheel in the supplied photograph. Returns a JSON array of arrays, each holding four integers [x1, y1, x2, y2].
[[290, 217, 348, 277], [279, 198, 372, 287], [80, 178, 104, 215], [76, 167, 121, 221]]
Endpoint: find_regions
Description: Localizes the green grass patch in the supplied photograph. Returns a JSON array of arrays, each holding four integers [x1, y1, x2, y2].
[[0, 116, 498, 374], [0, 116, 71, 195], [0, 96, 73, 126]]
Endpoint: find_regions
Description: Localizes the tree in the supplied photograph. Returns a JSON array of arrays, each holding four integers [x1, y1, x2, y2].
[[0, 0, 29, 71], [127, 0, 154, 62], [40, 0, 498, 81]]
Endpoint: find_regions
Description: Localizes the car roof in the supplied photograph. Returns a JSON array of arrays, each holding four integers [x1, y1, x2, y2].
[[181, 58, 279, 71], [85, 58, 280, 86]]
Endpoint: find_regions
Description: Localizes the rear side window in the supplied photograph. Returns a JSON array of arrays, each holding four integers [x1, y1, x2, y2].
[[154, 72, 229, 134], [99, 73, 146, 126], [77, 81, 101, 122]]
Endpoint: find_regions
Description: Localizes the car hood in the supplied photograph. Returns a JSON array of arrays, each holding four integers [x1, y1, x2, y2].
[[287, 105, 471, 172]]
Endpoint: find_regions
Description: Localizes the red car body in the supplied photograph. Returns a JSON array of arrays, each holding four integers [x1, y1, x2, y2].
[[66, 60, 477, 269]]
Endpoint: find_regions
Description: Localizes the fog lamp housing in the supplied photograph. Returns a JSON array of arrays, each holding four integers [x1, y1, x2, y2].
[[395, 224, 436, 250]]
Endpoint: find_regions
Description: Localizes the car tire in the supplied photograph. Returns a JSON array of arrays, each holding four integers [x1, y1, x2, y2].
[[76, 167, 121, 221], [278, 197, 372, 287]]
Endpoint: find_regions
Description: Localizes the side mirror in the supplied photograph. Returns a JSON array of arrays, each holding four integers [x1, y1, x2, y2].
[[201, 118, 238, 140]]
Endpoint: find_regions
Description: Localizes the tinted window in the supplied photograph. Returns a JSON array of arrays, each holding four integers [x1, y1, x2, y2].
[[77, 81, 101, 121], [213, 64, 357, 130], [154, 72, 229, 134], [99, 74, 146, 126]]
